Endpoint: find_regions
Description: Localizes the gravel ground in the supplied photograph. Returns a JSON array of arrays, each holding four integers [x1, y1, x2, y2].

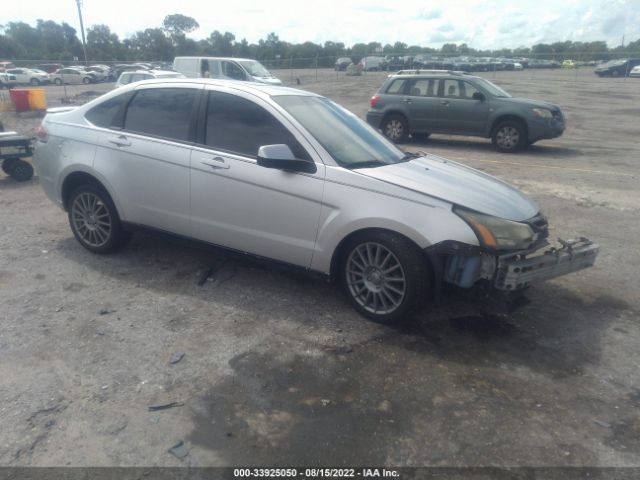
[[0, 68, 639, 469]]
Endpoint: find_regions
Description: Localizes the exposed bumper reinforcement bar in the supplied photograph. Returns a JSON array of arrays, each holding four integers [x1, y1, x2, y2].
[[494, 238, 599, 291]]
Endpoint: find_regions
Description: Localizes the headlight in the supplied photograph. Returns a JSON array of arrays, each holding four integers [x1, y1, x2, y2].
[[532, 108, 553, 119], [454, 207, 535, 251]]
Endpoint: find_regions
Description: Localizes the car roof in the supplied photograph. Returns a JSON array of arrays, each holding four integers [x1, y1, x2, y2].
[[387, 70, 481, 80], [119, 78, 318, 99]]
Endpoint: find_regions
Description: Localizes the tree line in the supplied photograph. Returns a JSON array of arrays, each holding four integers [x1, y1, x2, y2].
[[1, 14, 639, 68]]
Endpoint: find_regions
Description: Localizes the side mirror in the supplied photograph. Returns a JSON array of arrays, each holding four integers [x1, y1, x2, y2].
[[257, 144, 317, 174], [472, 91, 486, 102]]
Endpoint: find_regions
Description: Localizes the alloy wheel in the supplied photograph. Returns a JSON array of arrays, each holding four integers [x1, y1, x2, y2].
[[384, 119, 404, 141], [496, 126, 520, 150], [346, 242, 406, 314], [71, 192, 112, 247]]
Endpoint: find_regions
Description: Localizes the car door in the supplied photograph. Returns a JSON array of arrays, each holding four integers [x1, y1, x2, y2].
[[403, 78, 443, 133], [437, 79, 492, 135], [92, 84, 201, 235], [189, 87, 325, 268]]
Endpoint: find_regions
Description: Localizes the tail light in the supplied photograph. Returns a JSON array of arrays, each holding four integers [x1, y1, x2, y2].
[[36, 123, 49, 143], [370, 94, 380, 107]]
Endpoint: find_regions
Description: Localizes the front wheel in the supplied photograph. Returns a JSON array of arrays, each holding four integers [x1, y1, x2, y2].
[[30, 78, 40, 86], [340, 231, 430, 324], [381, 114, 409, 143], [54, 78, 63, 85], [82, 77, 91, 84], [68, 184, 130, 254], [492, 120, 527, 153]]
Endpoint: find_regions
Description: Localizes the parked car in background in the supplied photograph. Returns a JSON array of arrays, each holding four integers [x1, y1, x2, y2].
[[595, 58, 640, 77], [85, 66, 111, 82], [173, 56, 282, 85], [360, 56, 387, 71], [0, 72, 18, 89], [562, 60, 578, 69], [385, 56, 405, 71], [5, 68, 50, 85], [115, 70, 186, 88], [366, 70, 565, 152], [50, 68, 95, 85], [629, 65, 640, 78], [334, 57, 352, 71], [33, 78, 598, 323], [37, 63, 63, 73]]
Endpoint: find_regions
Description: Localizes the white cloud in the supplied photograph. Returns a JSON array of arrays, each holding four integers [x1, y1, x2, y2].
[[3, 0, 640, 50]]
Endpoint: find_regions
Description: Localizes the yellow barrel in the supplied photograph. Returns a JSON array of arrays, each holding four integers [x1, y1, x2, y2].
[[27, 88, 47, 110]]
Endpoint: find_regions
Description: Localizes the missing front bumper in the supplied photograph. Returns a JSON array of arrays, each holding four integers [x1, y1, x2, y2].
[[494, 238, 599, 291]]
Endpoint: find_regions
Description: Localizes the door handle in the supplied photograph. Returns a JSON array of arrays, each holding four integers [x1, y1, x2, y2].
[[201, 156, 230, 169], [107, 135, 131, 147], [440, 100, 450, 106], [402, 98, 412, 104]]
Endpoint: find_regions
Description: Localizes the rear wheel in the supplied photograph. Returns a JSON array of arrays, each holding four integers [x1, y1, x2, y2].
[[8, 159, 34, 181], [30, 78, 40, 86], [82, 77, 91, 84], [54, 78, 63, 85], [492, 120, 527, 153], [381, 114, 409, 143], [340, 231, 430, 324], [68, 183, 130, 254]]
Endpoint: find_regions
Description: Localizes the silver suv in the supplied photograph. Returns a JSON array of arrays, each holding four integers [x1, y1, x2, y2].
[[366, 70, 565, 152], [34, 79, 597, 323]]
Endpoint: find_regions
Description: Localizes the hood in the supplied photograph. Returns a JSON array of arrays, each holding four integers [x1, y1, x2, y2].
[[355, 154, 539, 221], [499, 97, 560, 110], [253, 76, 282, 85]]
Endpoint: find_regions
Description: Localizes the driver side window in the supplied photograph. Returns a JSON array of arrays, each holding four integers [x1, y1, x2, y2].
[[204, 91, 310, 161], [221, 61, 246, 80]]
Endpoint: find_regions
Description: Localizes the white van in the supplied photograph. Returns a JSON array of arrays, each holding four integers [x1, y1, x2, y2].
[[173, 57, 282, 85]]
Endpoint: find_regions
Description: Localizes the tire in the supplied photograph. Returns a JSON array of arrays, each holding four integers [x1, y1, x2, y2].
[[2, 158, 18, 175], [339, 230, 430, 324], [67, 183, 130, 254], [411, 132, 431, 141], [54, 78, 62, 85], [30, 78, 40, 86], [8, 159, 34, 181], [492, 120, 527, 153], [381, 114, 409, 143], [82, 77, 91, 84]]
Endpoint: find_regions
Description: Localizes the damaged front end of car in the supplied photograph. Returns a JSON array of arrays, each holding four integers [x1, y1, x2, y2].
[[425, 207, 599, 300]]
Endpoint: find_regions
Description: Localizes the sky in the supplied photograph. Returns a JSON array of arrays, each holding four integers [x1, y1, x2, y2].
[[3, 0, 640, 50]]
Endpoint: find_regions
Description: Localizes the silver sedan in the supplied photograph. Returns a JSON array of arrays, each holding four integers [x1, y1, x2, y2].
[[34, 79, 598, 323]]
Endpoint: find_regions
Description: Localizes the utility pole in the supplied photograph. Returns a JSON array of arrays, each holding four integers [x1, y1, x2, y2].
[[75, 0, 88, 65]]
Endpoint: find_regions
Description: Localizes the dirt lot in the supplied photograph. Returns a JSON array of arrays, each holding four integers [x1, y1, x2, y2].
[[0, 69, 639, 468]]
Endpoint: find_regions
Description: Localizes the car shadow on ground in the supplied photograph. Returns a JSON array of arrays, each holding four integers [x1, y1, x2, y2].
[[54, 232, 631, 465], [54, 231, 624, 378], [405, 136, 582, 158]]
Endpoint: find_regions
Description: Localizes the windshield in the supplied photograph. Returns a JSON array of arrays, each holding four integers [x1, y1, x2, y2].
[[474, 78, 511, 98], [274, 95, 405, 168], [237, 60, 271, 77]]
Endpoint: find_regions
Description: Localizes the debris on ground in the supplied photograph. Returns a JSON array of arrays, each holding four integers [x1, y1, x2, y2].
[[168, 440, 189, 459], [99, 309, 115, 315], [148, 402, 185, 412], [169, 352, 185, 365]]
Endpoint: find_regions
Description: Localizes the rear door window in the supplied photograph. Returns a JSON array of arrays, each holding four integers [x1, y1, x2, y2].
[[204, 91, 310, 160], [386, 79, 407, 94], [407, 79, 440, 97], [85, 91, 134, 128], [123, 88, 198, 142]]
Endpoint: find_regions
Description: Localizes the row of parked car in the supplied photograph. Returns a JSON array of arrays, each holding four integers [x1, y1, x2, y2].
[[0, 61, 177, 88]]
